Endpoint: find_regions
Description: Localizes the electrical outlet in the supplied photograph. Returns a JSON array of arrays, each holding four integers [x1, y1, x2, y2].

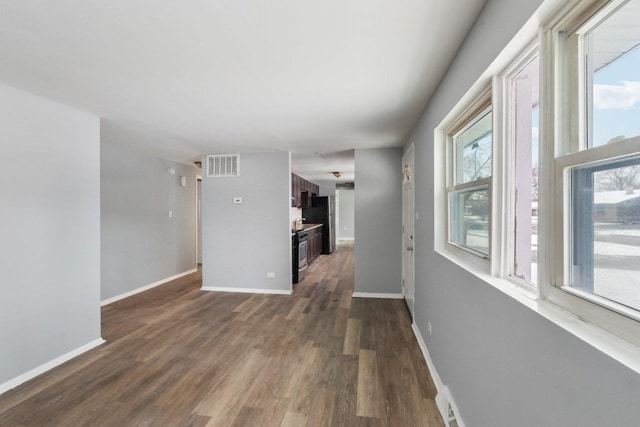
[[267, 272, 275, 278], [427, 321, 432, 335]]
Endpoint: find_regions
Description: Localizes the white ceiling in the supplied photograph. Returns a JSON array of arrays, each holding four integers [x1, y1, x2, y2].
[[0, 0, 485, 181], [292, 150, 355, 183]]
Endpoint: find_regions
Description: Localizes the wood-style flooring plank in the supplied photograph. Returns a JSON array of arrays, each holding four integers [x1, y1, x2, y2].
[[286, 297, 310, 320], [280, 411, 308, 427], [307, 388, 336, 427], [343, 318, 362, 356], [0, 246, 443, 427], [356, 349, 384, 419]]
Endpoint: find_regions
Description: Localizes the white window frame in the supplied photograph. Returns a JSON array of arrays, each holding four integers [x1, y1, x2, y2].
[[433, 0, 640, 354], [541, 0, 640, 347], [497, 42, 541, 296], [443, 89, 493, 269]]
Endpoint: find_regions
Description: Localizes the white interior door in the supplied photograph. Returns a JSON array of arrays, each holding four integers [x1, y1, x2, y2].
[[197, 178, 202, 264], [402, 145, 415, 319]]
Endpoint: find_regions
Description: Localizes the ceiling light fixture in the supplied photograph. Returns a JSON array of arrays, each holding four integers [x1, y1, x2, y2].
[[332, 171, 342, 178]]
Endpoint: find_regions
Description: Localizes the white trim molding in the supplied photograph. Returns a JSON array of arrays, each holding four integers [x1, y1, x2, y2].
[[0, 338, 105, 395], [101, 268, 198, 306], [201, 286, 292, 295], [352, 292, 404, 299], [412, 323, 466, 427]]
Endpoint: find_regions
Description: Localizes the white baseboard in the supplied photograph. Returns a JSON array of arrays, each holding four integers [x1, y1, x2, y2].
[[411, 323, 465, 427], [101, 268, 198, 306], [412, 323, 444, 393], [0, 338, 105, 395], [201, 286, 292, 295], [352, 292, 404, 299]]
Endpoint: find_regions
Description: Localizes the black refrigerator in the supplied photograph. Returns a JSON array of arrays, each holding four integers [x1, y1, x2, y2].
[[303, 196, 335, 254]]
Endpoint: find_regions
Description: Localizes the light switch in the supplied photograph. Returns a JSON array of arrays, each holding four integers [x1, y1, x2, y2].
[[169, 210, 173, 218], [233, 197, 243, 204]]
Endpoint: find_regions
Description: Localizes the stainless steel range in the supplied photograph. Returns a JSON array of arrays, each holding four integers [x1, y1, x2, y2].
[[292, 230, 308, 283]]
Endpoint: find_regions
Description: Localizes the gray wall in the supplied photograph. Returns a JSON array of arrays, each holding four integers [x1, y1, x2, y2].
[[354, 148, 402, 294], [101, 142, 198, 301], [317, 180, 336, 197], [201, 152, 291, 292], [0, 82, 101, 385], [408, 0, 640, 425], [337, 189, 355, 240]]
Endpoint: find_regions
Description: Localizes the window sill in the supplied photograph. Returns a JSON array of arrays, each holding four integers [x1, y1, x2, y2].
[[434, 247, 640, 375]]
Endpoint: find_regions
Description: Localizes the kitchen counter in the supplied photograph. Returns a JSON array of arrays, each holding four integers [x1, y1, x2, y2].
[[291, 224, 322, 235], [301, 223, 322, 231], [291, 224, 321, 237]]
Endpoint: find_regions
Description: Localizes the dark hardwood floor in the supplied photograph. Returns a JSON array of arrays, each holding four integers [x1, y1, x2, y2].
[[0, 245, 442, 426]]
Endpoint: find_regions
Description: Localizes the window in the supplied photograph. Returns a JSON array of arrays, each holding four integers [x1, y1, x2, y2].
[[435, 0, 640, 352], [445, 94, 492, 259], [509, 55, 540, 287], [571, 155, 640, 312], [544, 0, 640, 343]]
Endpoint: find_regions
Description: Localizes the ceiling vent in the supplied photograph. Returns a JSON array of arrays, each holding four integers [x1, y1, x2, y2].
[[206, 154, 240, 177]]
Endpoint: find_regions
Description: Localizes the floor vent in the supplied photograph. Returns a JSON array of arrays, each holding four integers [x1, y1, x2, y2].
[[436, 386, 464, 427], [447, 402, 460, 427], [206, 154, 239, 177]]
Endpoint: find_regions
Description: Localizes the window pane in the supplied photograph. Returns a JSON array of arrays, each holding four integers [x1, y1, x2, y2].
[[587, 0, 640, 148], [571, 155, 640, 311], [512, 57, 539, 285], [454, 111, 492, 184], [449, 187, 490, 255]]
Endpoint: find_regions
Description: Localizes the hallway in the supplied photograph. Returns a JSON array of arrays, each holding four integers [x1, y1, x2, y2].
[[0, 246, 442, 426]]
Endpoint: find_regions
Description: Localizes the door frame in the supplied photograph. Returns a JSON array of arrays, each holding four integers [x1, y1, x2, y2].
[[196, 177, 202, 265], [402, 143, 416, 319]]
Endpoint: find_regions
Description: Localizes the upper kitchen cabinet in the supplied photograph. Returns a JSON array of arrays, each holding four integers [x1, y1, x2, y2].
[[291, 173, 299, 207], [291, 173, 319, 208]]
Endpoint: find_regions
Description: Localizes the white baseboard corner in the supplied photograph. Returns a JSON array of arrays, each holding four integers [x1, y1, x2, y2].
[[0, 337, 105, 395], [352, 292, 404, 299], [201, 286, 292, 295], [411, 323, 465, 427], [101, 268, 198, 306], [337, 238, 355, 243]]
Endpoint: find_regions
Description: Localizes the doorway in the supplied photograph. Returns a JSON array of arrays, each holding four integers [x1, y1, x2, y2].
[[402, 144, 415, 319], [336, 189, 355, 245], [196, 178, 202, 265]]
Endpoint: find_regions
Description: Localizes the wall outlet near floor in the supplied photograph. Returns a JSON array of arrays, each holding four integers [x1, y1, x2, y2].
[[427, 321, 432, 335], [267, 272, 275, 278]]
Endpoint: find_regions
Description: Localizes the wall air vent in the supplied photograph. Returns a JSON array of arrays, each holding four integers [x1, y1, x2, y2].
[[206, 154, 240, 177]]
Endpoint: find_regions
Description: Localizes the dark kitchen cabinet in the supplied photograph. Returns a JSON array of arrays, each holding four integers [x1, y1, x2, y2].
[[291, 173, 319, 208], [306, 226, 322, 263], [300, 190, 311, 208], [291, 173, 299, 207]]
